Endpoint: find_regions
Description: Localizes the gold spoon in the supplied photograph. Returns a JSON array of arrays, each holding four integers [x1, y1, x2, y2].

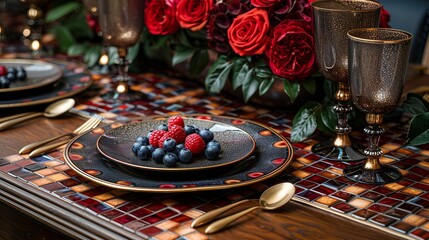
[[204, 182, 295, 234], [0, 98, 75, 131]]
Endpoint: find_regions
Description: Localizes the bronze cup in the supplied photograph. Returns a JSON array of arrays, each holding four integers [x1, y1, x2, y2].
[[344, 28, 412, 184], [310, 0, 382, 161]]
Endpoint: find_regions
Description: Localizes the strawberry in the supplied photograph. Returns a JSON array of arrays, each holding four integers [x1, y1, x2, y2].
[[168, 125, 186, 143], [185, 133, 206, 154], [149, 130, 167, 148], [168, 116, 184, 129]]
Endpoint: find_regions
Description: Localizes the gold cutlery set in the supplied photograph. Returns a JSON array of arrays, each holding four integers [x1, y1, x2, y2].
[[0, 98, 102, 157]]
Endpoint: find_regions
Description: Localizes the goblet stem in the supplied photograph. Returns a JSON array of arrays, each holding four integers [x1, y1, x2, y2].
[[344, 113, 401, 184], [115, 47, 130, 82], [311, 82, 365, 161]]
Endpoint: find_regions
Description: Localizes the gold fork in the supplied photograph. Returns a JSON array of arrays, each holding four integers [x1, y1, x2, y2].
[[20, 115, 103, 155]]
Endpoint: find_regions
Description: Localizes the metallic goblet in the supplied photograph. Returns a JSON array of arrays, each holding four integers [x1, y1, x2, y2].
[[97, 0, 144, 101], [344, 28, 412, 184], [310, 0, 381, 161]]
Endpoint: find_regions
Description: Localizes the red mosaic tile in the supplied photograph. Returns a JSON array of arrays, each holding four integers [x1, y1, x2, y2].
[[130, 208, 153, 218], [41, 182, 65, 192], [368, 204, 390, 213], [373, 186, 393, 195], [143, 215, 163, 224], [378, 198, 401, 207], [88, 202, 112, 214], [145, 202, 166, 211], [170, 214, 192, 223], [389, 222, 414, 233], [420, 193, 429, 201], [397, 203, 421, 213], [78, 198, 99, 208], [386, 209, 409, 220], [313, 185, 335, 195], [296, 180, 317, 189], [60, 178, 80, 187], [412, 183, 429, 191], [389, 193, 412, 201], [0, 163, 20, 172], [352, 209, 377, 220], [171, 203, 193, 212], [113, 214, 137, 225], [304, 154, 321, 161], [137, 226, 162, 237], [302, 166, 323, 174], [312, 162, 330, 169], [331, 191, 354, 201], [64, 169, 79, 177], [410, 198, 429, 208], [100, 209, 124, 220], [409, 167, 429, 177], [306, 175, 328, 184], [66, 193, 87, 202], [405, 173, 423, 182], [370, 215, 396, 227], [411, 228, 429, 240], [15, 159, 35, 167], [156, 209, 177, 219], [297, 190, 321, 201], [361, 191, 383, 202], [331, 203, 356, 213]]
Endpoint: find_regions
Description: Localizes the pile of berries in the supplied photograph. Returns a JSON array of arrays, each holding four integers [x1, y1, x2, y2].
[[0, 65, 27, 89], [131, 116, 222, 167]]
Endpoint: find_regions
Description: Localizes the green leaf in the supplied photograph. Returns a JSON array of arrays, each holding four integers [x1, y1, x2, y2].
[[189, 49, 209, 78], [302, 77, 317, 95], [407, 112, 429, 146], [232, 62, 249, 91], [49, 25, 76, 52], [283, 80, 300, 103], [242, 68, 258, 102], [67, 43, 89, 57], [402, 93, 429, 116], [45, 2, 81, 23], [63, 12, 93, 39], [127, 43, 140, 62], [291, 101, 321, 142], [84, 45, 102, 67], [319, 104, 337, 133], [259, 76, 275, 96], [254, 66, 272, 79], [172, 48, 196, 66], [205, 55, 233, 93]]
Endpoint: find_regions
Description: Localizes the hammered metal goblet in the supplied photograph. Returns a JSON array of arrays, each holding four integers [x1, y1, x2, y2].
[[310, 0, 381, 161], [97, 0, 144, 101], [343, 28, 412, 184]]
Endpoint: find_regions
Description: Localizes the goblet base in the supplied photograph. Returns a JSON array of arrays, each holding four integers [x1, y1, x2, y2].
[[102, 81, 145, 102], [311, 140, 365, 161], [343, 163, 402, 185]]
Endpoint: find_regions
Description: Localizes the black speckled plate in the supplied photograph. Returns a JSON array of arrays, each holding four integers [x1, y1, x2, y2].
[[0, 60, 92, 108], [96, 118, 256, 172], [64, 115, 294, 193], [0, 59, 62, 95]]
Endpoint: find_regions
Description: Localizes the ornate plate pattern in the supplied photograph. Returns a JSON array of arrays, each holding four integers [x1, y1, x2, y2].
[[0, 60, 92, 108], [0, 59, 62, 95], [64, 115, 294, 193], [96, 118, 256, 172]]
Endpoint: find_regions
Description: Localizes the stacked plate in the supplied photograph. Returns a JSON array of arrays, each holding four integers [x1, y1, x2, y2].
[[63, 115, 294, 193], [0, 59, 92, 109]]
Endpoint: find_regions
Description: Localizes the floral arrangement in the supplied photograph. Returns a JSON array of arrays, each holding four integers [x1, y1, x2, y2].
[[44, 0, 429, 146]]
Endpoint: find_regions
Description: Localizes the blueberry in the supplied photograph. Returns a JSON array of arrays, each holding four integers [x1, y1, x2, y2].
[[136, 136, 149, 145], [16, 68, 26, 81], [147, 130, 153, 139], [132, 141, 143, 156], [163, 153, 178, 167], [152, 148, 166, 163], [174, 143, 185, 155], [137, 146, 151, 160], [0, 76, 10, 88], [199, 129, 214, 143], [184, 125, 196, 135], [157, 123, 168, 131], [5, 71, 16, 81], [162, 138, 176, 152], [6, 67, 17, 75], [147, 145, 155, 153], [207, 140, 221, 151], [205, 146, 220, 160], [179, 148, 193, 164]]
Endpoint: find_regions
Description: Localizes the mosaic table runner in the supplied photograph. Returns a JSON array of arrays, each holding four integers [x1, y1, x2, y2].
[[2, 69, 429, 240]]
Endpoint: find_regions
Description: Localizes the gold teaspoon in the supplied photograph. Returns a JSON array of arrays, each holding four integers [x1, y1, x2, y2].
[[0, 98, 75, 131], [204, 182, 295, 234]]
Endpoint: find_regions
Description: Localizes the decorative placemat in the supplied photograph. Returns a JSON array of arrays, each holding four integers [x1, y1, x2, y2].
[[1, 70, 429, 239]]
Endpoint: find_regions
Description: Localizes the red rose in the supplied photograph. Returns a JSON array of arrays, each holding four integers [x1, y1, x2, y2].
[[176, 0, 213, 31], [251, 0, 282, 8], [227, 8, 270, 56], [144, 0, 180, 35], [265, 19, 315, 80], [379, 7, 391, 28]]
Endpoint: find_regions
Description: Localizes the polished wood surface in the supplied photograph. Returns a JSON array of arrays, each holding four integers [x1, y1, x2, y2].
[[0, 110, 404, 239]]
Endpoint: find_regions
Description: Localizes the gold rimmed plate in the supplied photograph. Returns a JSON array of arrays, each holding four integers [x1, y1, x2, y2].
[[0, 59, 62, 96], [64, 115, 294, 193], [96, 118, 256, 172]]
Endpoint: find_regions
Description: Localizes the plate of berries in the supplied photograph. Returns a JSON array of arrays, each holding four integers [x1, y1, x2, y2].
[[96, 116, 256, 172], [0, 59, 62, 96]]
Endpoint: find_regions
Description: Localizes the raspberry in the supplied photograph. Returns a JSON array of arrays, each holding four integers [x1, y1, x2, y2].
[[0, 66, 7, 76], [168, 116, 184, 129], [158, 132, 172, 149], [168, 125, 186, 143], [185, 133, 206, 154], [149, 130, 167, 148]]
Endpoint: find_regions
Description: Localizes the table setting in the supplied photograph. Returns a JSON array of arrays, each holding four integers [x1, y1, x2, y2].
[[0, 0, 428, 239]]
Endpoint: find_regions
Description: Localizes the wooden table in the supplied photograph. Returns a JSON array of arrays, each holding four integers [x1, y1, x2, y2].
[[0, 107, 408, 240]]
